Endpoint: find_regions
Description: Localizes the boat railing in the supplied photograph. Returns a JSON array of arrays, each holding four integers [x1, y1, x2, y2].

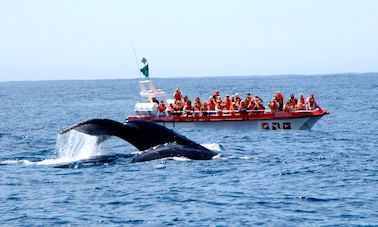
[[158, 108, 321, 117]]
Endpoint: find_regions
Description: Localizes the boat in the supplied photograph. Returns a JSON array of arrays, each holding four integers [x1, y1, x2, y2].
[[126, 79, 329, 130]]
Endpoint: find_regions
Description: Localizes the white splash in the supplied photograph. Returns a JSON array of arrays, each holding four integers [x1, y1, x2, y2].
[[202, 143, 223, 151], [37, 130, 103, 165]]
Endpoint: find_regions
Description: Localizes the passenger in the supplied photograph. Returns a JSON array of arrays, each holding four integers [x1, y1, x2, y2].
[[207, 97, 216, 111], [306, 94, 318, 110], [194, 97, 202, 107], [283, 101, 294, 112], [288, 94, 297, 109], [238, 101, 248, 114], [247, 100, 256, 112], [223, 94, 232, 110], [213, 90, 220, 101], [174, 100, 184, 112], [296, 94, 306, 110], [268, 98, 279, 112], [183, 95, 189, 104], [244, 93, 252, 106], [200, 103, 208, 116], [173, 88, 183, 101], [216, 100, 224, 116], [193, 103, 201, 112], [168, 103, 175, 115], [255, 99, 265, 112], [229, 102, 238, 115], [183, 100, 193, 116], [234, 93, 241, 105], [274, 91, 284, 111], [158, 100, 166, 113]]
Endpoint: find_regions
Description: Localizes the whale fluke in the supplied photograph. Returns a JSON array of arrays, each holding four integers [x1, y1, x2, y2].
[[61, 119, 217, 162]]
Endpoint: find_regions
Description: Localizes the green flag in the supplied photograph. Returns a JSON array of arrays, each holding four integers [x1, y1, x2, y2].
[[140, 64, 149, 78]]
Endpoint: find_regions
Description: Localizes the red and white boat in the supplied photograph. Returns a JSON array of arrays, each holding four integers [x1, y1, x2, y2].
[[126, 80, 329, 130]]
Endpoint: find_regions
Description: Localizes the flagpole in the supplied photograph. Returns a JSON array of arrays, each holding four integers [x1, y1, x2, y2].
[[130, 37, 143, 77]]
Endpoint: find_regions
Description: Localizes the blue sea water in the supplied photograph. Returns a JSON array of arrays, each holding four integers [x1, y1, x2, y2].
[[0, 74, 377, 226]]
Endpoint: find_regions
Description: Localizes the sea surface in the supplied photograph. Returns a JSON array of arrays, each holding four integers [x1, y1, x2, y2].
[[0, 74, 377, 226]]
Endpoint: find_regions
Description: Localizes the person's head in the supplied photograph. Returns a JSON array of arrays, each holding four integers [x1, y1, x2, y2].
[[186, 100, 191, 105], [195, 97, 200, 101], [290, 94, 295, 99]]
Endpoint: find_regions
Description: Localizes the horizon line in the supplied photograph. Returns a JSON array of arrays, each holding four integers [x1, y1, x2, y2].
[[1, 72, 377, 83]]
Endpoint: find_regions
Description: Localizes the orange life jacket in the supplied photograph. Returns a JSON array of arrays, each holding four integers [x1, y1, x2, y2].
[[174, 91, 182, 101], [208, 101, 216, 111], [158, 103, 166, 112]]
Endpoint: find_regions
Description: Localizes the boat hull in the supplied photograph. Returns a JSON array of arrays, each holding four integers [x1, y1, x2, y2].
[[127, 109, 328, 130]]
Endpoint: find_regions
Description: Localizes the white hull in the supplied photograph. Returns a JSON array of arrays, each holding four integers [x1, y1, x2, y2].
[[155, 116, 324, 130]]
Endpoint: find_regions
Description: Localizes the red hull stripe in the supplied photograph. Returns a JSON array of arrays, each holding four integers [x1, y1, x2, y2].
[[127, 109, 328, 123]]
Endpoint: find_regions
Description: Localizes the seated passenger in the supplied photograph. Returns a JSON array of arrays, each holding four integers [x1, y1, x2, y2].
[[244, 93, 252, 106], [200, 103, 209, 116], [174, 100, 184, 112], [268, 98, 279, 112], [183, 100, 193, 115], [158, 100, 166, 113], [274, 91, 284, 111], [193, 103, 201, 115], [194, 97, 202, 107], [296, 94, 306, 110], [183, 95, 189, 104], [254, 99, 265, 112], [288, 94, 297, 109], [173, 88, 183, 101], [167, 103, 175, 115], [306, 94, 318, 110], [213, 90, 220, 101], [238, 101, 248, 114], [247, 100, 256, 113], [229, 102, 238, 115], [283, 101, 294, 112], [207, 97, 216, 111], [223, 94, 232, 110]]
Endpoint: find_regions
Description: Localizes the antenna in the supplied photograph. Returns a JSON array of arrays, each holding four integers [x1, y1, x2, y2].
[[130, 37, 142, 77]]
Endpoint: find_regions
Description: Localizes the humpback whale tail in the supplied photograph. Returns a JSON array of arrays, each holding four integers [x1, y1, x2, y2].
[[61, 119, 217, 162]]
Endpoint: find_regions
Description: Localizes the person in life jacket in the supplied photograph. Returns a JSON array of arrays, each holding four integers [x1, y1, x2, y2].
[[288, 94, 297, 109], [255, 99, 265, 112], [274, 91, 284, 111], [173, 88, 183, 102], [207, 97, 216, 111], [296, 94, 306, 110], [247, 99, 256, 112], [158, 100, 167, 113], [229, 102, 238, 115], [174, 100, 184, 112], [283, 100, 294, 112], [193, 103, 201, 115], [215, 99, 224, 116], [244, 93, 252, 106], [213, 90, 220, 101], [306, 94, 318, 110], [167, 103, 175, 115], [234, 93, 241, 105], [194, 97, 202, 107], [183, 100, 193, 116], [268, 97, 279, 112], [200, 103, 209, 116], [223, 94, 232, 110], [238, 101, 248, 114], [183, 95, 189, 104]]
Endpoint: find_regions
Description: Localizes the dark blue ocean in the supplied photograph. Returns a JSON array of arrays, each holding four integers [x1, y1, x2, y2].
[[1, 74, 377, 226]]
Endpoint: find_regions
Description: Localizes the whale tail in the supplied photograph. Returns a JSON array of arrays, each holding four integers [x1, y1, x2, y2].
[[61, 119, 216, 161]]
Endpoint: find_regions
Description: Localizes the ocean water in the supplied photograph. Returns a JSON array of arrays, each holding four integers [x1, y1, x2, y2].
[[0, 74, 377, 226]]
